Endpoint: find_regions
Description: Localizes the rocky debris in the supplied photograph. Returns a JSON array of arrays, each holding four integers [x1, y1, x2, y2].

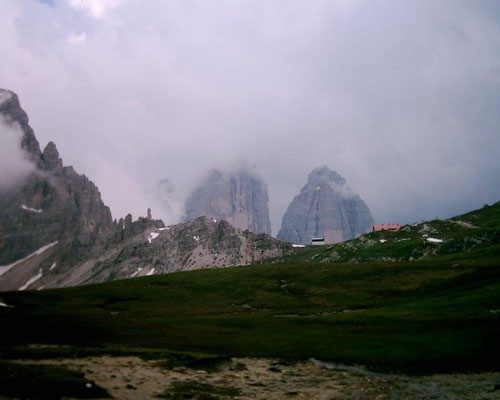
[[14, 356, 500, 400], [278, 166, 374, 245], [184, 168, 271, 234]]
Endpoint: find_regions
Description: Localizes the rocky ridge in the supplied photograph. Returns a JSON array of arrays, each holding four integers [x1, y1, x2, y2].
[[0, 89, 290, 291], [73, 216, 291, 285]]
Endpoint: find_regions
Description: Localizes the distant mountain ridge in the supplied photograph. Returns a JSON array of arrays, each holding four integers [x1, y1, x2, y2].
[[0, 89, 289, 291], [278, 166, 374, 245]]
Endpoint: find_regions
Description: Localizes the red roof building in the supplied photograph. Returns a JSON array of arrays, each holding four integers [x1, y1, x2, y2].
[[372, 224, 402, 232]]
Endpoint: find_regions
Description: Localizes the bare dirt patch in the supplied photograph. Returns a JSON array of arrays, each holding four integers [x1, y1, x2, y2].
[[12, 356, 500, 399]]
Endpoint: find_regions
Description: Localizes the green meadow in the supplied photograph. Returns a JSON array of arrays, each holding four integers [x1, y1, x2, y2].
[[2, 250, 499, 374]]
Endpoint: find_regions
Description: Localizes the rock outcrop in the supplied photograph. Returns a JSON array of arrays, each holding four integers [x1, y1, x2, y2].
[[277, 166, 374, 245], [74, 217, 291, 284], [184, 168, 272, 234]]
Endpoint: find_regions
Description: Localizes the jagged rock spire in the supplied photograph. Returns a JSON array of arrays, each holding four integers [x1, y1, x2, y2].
[[41, 141, 63, 171]]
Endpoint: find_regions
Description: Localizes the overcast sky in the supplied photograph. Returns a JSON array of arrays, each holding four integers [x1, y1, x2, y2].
[[1, 0, 499, 233]]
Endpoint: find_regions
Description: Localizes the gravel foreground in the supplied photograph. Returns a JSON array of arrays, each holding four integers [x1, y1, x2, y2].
[[6, 356, 500, 399]]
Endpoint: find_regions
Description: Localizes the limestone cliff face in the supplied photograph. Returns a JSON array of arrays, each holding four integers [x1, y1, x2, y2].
[[0, 89, 115, 265], [184, 168, 272, 234], [277, 166, 374, 245]]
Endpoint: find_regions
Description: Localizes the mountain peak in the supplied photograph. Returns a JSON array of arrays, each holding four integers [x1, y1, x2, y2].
[[278, 167, 373, 244], [184, 167, 271, 234], [308, 166, 345, 185], [41, 141, 63, 170], [0, 88, 42, 163]]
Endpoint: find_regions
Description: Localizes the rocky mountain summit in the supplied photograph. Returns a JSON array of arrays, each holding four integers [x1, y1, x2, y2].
[[0, 89, 289, 291], [0, 89, 116, 266], [184, 168, 272, 234], [277, 166, 374, 245]]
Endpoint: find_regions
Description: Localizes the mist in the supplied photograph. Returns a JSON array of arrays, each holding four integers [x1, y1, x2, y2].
[[1, 0, 499, 233], [0, 116, 34, 191]]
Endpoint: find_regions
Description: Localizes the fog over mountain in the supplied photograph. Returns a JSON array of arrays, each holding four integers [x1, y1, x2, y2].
[[1, 0, 499, 234]]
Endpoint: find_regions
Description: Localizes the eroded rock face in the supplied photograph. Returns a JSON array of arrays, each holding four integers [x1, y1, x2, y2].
[[277, 166, 374, 245], [184, 168, 272, 234], [0, 89, 115, 265], [85, 216, 291, 283]]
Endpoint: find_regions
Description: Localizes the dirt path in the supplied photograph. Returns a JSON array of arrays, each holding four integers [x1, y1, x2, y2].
[[15, 356, 500, 399]]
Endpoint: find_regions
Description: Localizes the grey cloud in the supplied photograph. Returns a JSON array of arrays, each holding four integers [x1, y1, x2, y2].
[[1, 0, 499, 232]]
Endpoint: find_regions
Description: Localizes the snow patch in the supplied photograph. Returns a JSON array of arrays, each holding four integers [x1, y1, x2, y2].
[[19, 270, 43, 291], [49, 262, 57, 271], [193, 235, 200, 242], [130, 267, 143, 278], [146, 268, 155, 276], [292, 244, 305, 248], [158, 227, 169, 231], [148, 232, 160, 243], [0, 241, 58, 277], [0, 302, 14, 308], [426, 238, 443, 243], [212, 219, 217, 223], [379, 239, 387, 243], [21, 204, 43, 213]]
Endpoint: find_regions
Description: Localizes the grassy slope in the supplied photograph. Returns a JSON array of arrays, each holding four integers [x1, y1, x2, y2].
[[305, 201, 500, 263], [1, 202, 499, 375], [1, 250, 499, 374]]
